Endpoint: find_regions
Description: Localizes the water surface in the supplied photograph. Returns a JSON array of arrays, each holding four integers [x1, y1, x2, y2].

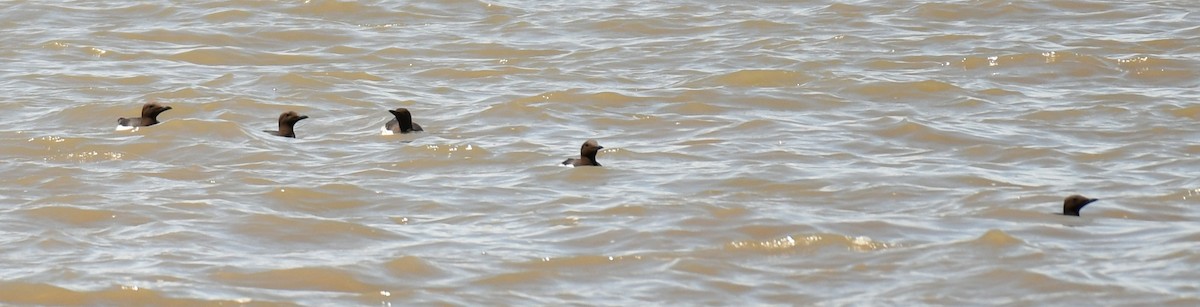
[[1, 0, 1198, 305]]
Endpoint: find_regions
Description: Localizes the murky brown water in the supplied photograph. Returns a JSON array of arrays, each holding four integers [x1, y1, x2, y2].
[[2, 0, 1199, 305]]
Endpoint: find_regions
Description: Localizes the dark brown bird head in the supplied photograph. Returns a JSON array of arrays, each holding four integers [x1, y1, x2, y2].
[[1062, 194, 1099, 216], [581, 139, 603, 159], [279, 111, 309, 125], [389, 108, 415, 131], [275, 111, 309, 138]]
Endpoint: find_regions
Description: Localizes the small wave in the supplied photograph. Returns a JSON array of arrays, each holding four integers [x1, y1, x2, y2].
[[110, 29, 241, 46], [992, 146, 1071, 167], [1137, 38, 1189, 52], [594, 203, 650, 216], [384, 255, 444, 277], [0, 281, 259, 305], [20, 72, 158, 87], [417, 143, 489, 160], [22, 206, 124, 226], [283, 0, 387, 18], [1019, 107, 1100, 122], [312, 71, 387, 81], [847, 80, 966, 101], [441, 42, 567, 59], [265, 184, 375, 212], [44, 150, 126, 163], [145, 87, 205, 100], [202, 9, 253, 22], [277, 72, 335, 88], [200, 73, 235, 87], [863, 56, 947, 70], [169, 48, 323, 66], [972, 229, 1024, 247], [254, 29, 356, 45], [471, 271, 555, 288], [726, 19, 795, 32], [824, 3, 871, 18], [1169, 105, 1200, 120], [416, 67, 538, 79], [858, 116, 993, 146], [480, 89, 648, 120], [519, 254, 645, 270], [232, 214, 398, 244], [955, 52, 1112, 73], [588, 17, 705, 36], [727, 233, 899, 254], [132, 119, 249, 143], [212, 266, 379, 293], [20, 134, 130, 163], [682, 69, 812, 88], [908, 1, 1041, 21], [1116, 55, 1198, 84]]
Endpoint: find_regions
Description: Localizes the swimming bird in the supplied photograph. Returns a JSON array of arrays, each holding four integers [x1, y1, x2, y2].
[[562, 139, 603, 167], [264, 111, 308, 138], [117, 102, 172, 129], [1062, 194, 1099, 216], [381, 108, 423, 135]]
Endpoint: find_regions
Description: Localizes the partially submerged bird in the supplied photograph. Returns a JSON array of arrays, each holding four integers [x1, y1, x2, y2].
[[117, 102, 172, 130], [1062, 194, 1099, 216], [381, 108, 423, 135], [562, 139, 603, 167], [264, 111, 309, 138]]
